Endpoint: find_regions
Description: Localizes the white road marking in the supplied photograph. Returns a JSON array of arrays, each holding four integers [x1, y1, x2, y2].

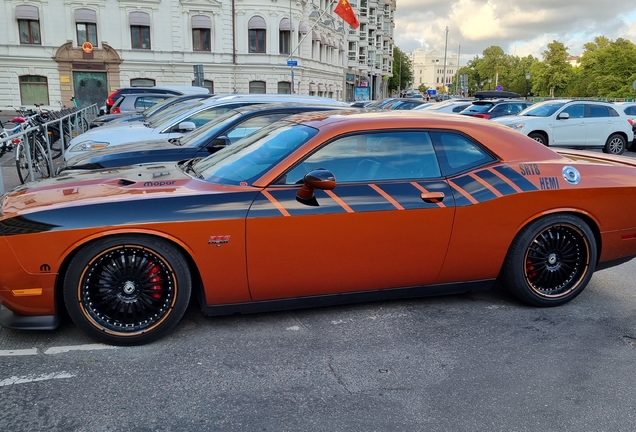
[[0, 371, 75, 387], [43, 344, 118, 355], [0, 348, 38, 356], [286, 326, 300, 331]]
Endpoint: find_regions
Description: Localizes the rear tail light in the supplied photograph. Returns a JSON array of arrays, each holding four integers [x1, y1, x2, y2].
[[106, 91, 120, 107], [628, 118, 633, 126], [111, 107, 121, 114], [474, 114, 491, 119]]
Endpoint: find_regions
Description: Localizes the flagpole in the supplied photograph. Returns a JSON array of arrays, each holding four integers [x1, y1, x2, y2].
[[288, 0, 336, 60]]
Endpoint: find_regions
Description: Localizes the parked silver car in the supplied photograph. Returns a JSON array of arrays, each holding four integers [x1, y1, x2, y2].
[[110, 93, 175, 114]]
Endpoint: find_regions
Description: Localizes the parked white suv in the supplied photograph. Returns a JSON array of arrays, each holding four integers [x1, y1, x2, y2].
[[493, 99, 634, 155]]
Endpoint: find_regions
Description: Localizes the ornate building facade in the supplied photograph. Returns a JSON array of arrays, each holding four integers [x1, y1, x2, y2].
[[0, 0, 395, 108]]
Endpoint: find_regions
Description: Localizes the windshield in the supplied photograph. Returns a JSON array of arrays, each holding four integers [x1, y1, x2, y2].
[[143, 97, 188, 117], [194, 122, 319, 185], [179, 110, 242, 146], [518, 101, 566, 117], [425, 101, 459, 110], [147, 102, 204, 127], [461, 102, 494, 113]]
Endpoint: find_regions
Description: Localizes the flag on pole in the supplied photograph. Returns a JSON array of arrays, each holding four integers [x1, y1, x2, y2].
[[334, 0, 359, 29]]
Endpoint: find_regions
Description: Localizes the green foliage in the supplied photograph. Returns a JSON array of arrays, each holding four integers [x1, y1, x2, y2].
[[418, 83, 429, 93], [388, 47, 413, 92]]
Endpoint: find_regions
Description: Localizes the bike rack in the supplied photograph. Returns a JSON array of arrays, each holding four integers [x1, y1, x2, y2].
[[0, 104, 99, 193]]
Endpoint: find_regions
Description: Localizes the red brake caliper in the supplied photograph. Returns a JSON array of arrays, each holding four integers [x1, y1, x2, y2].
[[147, 263, 162, 299], [526, 258, 536, 280]]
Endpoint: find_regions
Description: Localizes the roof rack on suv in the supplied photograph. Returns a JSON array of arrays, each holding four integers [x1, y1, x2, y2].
[[474, 90, 521, 100]]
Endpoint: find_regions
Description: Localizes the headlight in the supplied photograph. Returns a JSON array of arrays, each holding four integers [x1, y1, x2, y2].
[[505, 123, 525, 130], [68, 141, 110, 152]]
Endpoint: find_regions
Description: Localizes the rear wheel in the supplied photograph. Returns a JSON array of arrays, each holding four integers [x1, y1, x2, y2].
[[603, 133, 626, 155], [500, 214, 596, 307], [528, 132, 548, 145], [64, 235, 192, 346], [15, 136, 51, 184]]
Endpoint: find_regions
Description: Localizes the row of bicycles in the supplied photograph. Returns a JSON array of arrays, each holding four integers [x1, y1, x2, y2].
[[0, 102, 88, 183]]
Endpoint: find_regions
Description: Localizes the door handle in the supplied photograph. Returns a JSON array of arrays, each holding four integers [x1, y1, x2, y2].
[[421, 192, 444, 203]]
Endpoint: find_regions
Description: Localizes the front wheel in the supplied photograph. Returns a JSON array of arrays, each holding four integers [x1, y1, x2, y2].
[[528, 132, 548, 146], [603, 133, 626, 155], [15, 137, 51, 184], [500, 214, 597, 307], [64, 235, 192, 346]]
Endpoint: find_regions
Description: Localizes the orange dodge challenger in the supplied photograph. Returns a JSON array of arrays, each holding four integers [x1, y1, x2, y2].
[[2, 111, 636, 345]]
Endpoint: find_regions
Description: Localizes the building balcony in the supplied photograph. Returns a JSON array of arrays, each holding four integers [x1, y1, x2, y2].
[[359, 39, 368, 47]]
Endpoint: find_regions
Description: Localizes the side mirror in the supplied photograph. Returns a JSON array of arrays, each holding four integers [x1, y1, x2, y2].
[[296, 169, 336, 206], [177, 121, 196, 132], [206, 136, 231, 152], [557, 112, 570, 120]]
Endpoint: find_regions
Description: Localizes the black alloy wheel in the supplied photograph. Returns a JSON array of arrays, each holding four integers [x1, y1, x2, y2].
[[500, 214, 596, 307], [64, 235, 191, 345]]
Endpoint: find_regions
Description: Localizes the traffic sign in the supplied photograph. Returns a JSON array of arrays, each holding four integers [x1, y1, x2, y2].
[[495, 84, 504, 91], [427, 89, 437, 95], [287, 60, 298, 67]]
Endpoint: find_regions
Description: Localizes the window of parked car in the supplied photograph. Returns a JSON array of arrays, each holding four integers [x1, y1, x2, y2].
[[586, 104, 618, 118], [430, 132, 496, 177], [134, 96, 171, 110], [130, 12, 151, 49], [192, 15, 211, 51], [518, 101, 565, 117], [16, 5, 41, 45], [130, 78, 155, 87], [561, 104, 584, 118], [623, 106, 636, 116], [167, 103, 252, 130], [282, 131, 442, 184], [248, 16, 267, 53], [226, 113, 293, 143]]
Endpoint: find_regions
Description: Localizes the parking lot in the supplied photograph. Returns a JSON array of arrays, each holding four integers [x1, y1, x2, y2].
[[1, 104, 636, 431]]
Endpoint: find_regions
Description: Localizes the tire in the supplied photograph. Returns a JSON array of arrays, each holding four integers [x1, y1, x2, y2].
[[15, 137, 51, 184], [528, 132, 548, 146], [64, 235, 192, 346], [500, 214, 597, 307], [603, 133, 626, 155]]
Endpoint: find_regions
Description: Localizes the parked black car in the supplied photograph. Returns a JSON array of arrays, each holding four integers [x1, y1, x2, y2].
[[61, 104, 351, 172], [459, 99, 533, 119]]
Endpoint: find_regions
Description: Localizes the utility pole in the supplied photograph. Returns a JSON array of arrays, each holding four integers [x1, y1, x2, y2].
[[442, 26, 449, 94], [289, 0, 294, 93], [455, 43, 460, 95]]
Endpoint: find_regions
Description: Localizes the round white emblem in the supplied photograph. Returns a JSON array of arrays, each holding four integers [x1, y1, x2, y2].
[[562, 166, 581, 185]]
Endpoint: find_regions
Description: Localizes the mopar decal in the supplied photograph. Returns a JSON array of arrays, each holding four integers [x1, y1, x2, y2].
[[519, 163, 541, 176], [40, 264, 51, 273], [143, 181, 176, 187], [539, 177, 560, 190]]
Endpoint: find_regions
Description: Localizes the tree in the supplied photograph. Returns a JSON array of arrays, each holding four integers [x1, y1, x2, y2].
[[388, 47, 413, 92], [418, 84, 429, 94], [530, 41, 572, 97], [578, 36, 636, 98]]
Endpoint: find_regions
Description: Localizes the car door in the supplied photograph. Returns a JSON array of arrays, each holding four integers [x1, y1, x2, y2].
[[552, 103, 586, 146], [583, 104, 613, 147], [245, 130, 456, 301]]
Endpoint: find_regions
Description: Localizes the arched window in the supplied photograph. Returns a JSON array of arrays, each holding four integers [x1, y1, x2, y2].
[[192, 79, 214, 94], [249, 81, 266, 94], [279, 18, 291, 55], [16, 5, 41, 45], [248, 16, 266, 53], [74, 8, 97, 46], [277, 81, 291, 94], [19, 75, 49, 105], [192, 15, 211, 51], [130, 12, 151, 49], [130, 78, 155, 87]]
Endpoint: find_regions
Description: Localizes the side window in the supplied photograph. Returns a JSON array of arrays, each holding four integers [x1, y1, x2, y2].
[[134, 96, 166, 110], [181, 104, 247, 128], [452, 105, 467, 112], [225, 113, 291, 143], [282, 131, 441, 185], [607, 106, 619, 117], [490, 105, 507, 113], [624, 106, 636, 116], [587, 105, 609, 118], [561, 104, 584, 118], [430, 132, 495, 177]]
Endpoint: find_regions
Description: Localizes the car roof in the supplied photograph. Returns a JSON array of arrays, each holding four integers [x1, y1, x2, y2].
[[231, 103, 356, 114], [117, 93, 176, 98], [151, 85, 210, 94], [198, 94, 350, 107]]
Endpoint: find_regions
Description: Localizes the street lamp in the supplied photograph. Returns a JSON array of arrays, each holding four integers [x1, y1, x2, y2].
[[525, 72, 531, 100], [480, 81, 485, 90], [487, 77, 492, 90]]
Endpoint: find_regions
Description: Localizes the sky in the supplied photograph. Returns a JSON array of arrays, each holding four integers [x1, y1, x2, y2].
[[393, 0, 636, 63]]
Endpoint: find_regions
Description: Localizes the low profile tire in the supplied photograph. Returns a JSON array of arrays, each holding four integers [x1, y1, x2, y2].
[[500, 214, 597, 307], [603, 134, 626, 155], [64, 235, 192, 346], [528, 132, 548, 146]]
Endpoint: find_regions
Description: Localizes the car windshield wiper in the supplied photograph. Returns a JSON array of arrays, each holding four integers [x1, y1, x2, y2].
[[180, 158, 203, 179]]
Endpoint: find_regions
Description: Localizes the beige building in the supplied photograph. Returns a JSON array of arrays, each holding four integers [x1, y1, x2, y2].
[[0, 0, 397, 109], [411, 48, 458, 93]]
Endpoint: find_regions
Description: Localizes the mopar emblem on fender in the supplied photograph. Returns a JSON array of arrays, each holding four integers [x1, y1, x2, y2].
[[562, 166, 581, 185], [208, 235, 230, 246], [40, 264, 51, 273], [143, 180, 176, 187]]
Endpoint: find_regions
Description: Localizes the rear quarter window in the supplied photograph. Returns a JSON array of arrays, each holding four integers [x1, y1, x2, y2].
[[430, 132, 496, 176]]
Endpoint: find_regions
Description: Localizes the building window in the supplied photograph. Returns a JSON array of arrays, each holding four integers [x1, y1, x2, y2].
[[192, 79, 214, 93], [75, 9, 98, 46], [131, 78, 155, 87], [130, 12, 151, 49], [192, 15, 211, 51], [19, 75, 49, 105], [248, 16, 266, 53], [277, 81, 291, 94], [249, 81, 266, 94], [18, 20, 41, 45], [279, 18, 291, 55]]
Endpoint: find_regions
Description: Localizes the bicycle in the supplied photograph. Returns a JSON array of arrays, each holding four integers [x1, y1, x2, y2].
[[9, 106, 52, 183], [49, 96, 88, 157]]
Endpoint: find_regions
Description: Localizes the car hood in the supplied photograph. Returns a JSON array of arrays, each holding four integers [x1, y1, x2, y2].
[[65, 139, 182, 165], [1, 163, 212, 217]]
